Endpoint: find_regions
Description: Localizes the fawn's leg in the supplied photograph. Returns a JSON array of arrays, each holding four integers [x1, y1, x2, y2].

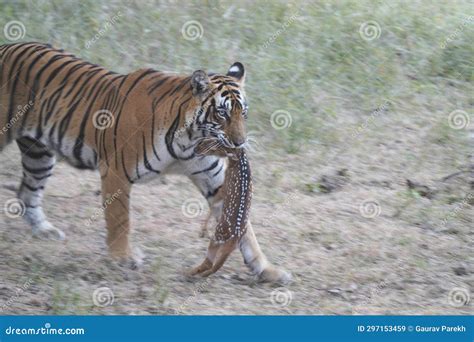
[[186, 243, 216, 276], [185, 156, 292, 283], [16, 137, 64, 240], [186, 238, 237, 277], [199, 239, 238, 277]]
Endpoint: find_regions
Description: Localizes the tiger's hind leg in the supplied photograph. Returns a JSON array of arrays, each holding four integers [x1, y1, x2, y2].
[[16, 137, 65, 240]]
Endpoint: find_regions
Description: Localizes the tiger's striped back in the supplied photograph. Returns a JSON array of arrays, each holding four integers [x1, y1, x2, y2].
[[0, 42, 202, 176]]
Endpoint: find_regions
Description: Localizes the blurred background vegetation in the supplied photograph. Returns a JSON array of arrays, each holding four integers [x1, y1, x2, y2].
[[0, 0, 472, 315], [1, 0, 472, 155]]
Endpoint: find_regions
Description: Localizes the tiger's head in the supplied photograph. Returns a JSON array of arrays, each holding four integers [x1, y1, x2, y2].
[[190, 62, 248, 150]]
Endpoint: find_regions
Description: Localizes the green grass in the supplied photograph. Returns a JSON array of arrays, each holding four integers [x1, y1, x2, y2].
[[51, 282, 88, 314], [150, 259, 169, 309], [0, 0, 472, 153]]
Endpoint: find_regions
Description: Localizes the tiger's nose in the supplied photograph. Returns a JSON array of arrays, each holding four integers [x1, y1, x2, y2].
[[233, 137, 246, 147]]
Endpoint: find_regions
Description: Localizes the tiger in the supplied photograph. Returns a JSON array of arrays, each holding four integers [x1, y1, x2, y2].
[[0, 42, 291, 284]]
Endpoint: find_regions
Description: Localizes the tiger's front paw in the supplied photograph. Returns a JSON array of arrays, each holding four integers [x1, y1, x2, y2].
[[32, 222, 66, 241], [258, 265, 292, 285], [112, 247, 144, 270]]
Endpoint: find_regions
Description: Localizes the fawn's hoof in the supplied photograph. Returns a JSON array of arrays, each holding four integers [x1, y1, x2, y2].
[[185, 258, 213, 277]]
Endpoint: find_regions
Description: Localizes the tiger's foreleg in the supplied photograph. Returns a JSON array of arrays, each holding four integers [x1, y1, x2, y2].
[[239, 221, 292, 284], [199, 195, 222, 238], [100, 169, 142, 268]]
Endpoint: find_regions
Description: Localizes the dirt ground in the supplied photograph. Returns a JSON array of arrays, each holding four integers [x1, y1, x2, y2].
[[0, 0, 472, 317], [0, 105, 472, 315]]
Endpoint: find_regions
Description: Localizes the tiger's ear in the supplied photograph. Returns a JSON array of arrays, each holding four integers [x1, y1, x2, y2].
[[227, 62, 245, 85], [191, 70, 210, 97]]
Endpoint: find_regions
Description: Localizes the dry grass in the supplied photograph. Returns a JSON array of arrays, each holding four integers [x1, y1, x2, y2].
[[0, 0, 472, 314]]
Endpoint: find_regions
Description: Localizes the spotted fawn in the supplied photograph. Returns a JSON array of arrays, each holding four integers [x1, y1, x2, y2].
[[188, 141, 252, 277]]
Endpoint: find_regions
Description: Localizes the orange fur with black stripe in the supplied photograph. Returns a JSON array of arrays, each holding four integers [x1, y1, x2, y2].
[[0, 42, 291, 283]]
